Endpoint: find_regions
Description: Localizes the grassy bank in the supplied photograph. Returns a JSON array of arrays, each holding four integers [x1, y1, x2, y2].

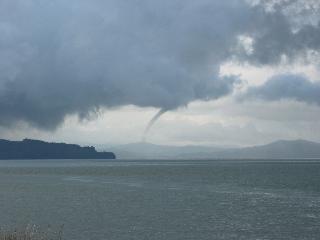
[[0, 225, 63, 240]]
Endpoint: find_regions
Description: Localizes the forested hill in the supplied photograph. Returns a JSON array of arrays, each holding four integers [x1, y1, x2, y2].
[[0, 139, 116, 160]]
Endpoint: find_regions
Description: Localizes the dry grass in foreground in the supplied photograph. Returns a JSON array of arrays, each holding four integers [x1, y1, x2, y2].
[[0, 225, 63, 240]]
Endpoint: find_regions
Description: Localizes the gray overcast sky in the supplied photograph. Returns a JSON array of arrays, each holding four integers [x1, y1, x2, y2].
[[0, 0, 319, 146]]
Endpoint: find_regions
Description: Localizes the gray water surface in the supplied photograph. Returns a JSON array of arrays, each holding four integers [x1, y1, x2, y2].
[[0, 159, 319, 240]]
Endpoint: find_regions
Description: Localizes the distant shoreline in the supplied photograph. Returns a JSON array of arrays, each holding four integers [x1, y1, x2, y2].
[[0, 139, 116, 160]]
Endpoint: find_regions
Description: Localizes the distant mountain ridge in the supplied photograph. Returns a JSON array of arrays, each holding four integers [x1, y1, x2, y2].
[[112, 142, 228, 159], [0, 139, 116, 160], [111, 139, 320, 159], [210, 139, 320, 159], [1, 138, 318, 160]]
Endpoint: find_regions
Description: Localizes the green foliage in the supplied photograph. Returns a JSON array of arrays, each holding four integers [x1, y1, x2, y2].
[[0, 225, 63, 240]]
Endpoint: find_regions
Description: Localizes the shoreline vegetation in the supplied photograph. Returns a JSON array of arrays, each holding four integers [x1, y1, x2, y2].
[[0, 139, 116, 160], [0, 225, 63, 240]]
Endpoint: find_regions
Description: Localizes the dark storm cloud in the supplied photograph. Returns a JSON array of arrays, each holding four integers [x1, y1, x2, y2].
[[0, 0, 319, 129], [243, 74, 320, 105], [234, 0, 320, 65], [245, 11, 320, 65]]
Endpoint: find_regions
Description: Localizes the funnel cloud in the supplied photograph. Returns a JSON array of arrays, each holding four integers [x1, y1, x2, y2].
[[0, 0, 319, 130], [142, 109, 167, 142]]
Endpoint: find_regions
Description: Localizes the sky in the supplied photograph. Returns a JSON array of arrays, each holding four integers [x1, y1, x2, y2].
[[0, 0, 320, 147]]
